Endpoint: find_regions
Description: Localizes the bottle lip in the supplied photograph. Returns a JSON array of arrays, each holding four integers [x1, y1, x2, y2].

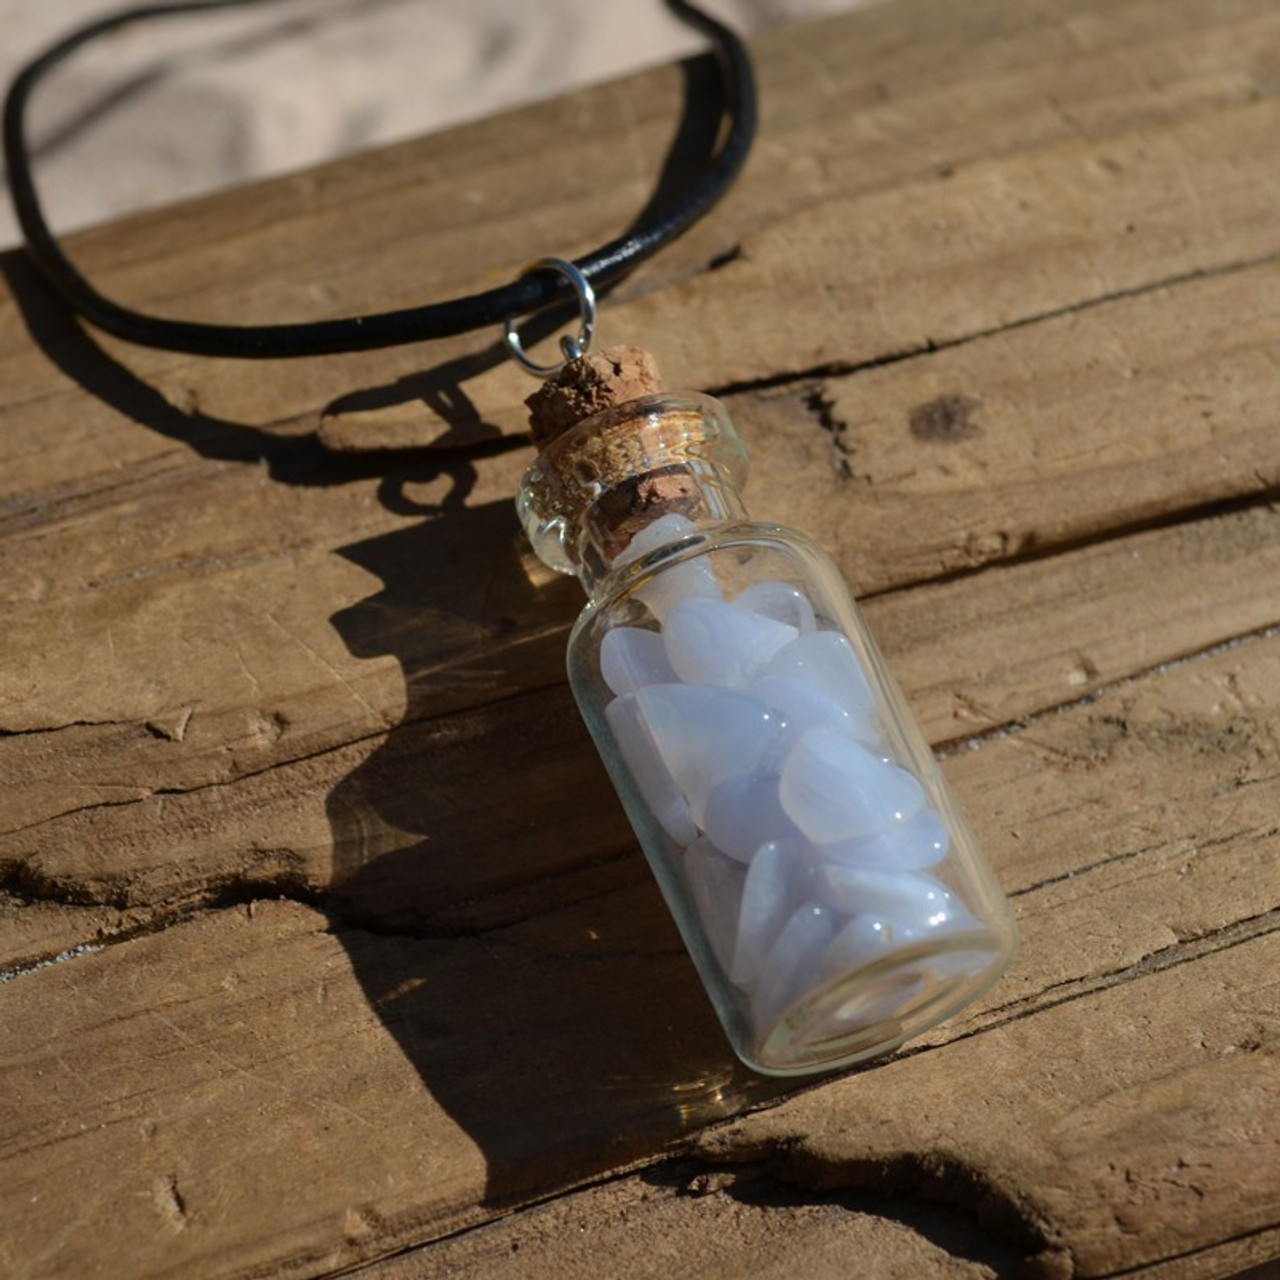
[[516, 390, 750, 582], [535, 389, 725, 466], [522, 390, 745, 514]]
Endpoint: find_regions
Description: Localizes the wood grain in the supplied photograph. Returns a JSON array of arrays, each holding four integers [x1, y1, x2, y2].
[[346, 1163, 1021, 1279], [3, 618, 1277, 1277], [2, 0, 1279, 1276]]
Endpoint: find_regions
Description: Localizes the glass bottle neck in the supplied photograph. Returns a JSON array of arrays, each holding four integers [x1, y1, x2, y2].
[[517, 391, 750, 600]]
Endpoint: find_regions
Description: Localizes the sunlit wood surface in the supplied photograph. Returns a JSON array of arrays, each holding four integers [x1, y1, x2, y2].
[[2, 1, 1278, 1275]]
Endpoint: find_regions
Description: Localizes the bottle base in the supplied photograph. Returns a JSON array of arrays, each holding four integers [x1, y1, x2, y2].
[[742, 934, 1015, 1077]]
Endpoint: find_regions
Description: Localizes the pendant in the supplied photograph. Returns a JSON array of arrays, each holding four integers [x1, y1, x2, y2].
[[509, 263, 1016, 1076]]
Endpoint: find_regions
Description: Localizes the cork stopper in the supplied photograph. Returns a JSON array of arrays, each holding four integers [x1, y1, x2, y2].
[[517, 373, 747, 580], [523, 343, 708, 558], [525, 344, 664, 449]]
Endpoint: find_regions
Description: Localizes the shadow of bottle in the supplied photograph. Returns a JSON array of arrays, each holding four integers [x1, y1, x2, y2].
[[1, 266, 770, 1221], [323, 482, 764, 1206], [0, 41, 784, 1206]]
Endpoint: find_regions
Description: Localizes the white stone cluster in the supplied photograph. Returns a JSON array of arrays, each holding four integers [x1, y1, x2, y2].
[[603, 517, 977, 1036]]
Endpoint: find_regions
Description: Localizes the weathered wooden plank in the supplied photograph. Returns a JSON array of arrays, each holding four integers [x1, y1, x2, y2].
[[3, 628, 1277, 1277], [6, 489, 1278, 972], [5, 0, 1280, 941], [9, 251, 1280, 747], [877, 502, 1280, 745], [350, 1143, 1280, 1280], [2, 0, 1280, 1275], [4, 0, 1280, 480], [6, 182, 1280, 937], [740, 261, 1280, 594], [346, 1162, 1018, 1279], [694, 928, 1280, 1280]]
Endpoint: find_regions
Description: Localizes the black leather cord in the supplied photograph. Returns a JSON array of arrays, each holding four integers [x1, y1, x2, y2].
[[2, 0, 756, 358]]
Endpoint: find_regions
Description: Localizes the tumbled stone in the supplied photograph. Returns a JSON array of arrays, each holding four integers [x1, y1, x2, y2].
[[778, 725, 926, 844], [633, 682, 784, 818], [732, 580, 817, 633], [615, 514, 722, 621], [683, 838, 746, 973], [604, 694, 697, 845], [731, 839, 807, 986], [819, 806, 950, 870], [615, 512, 700, 564], [760, 631, 875, 724], [600, 626, 678, 697], [701, 772, 799, 862], [751, 900, 840, 1031], [663, 596, 798, 688], [809, 865, 971, 933], [750, 673, 877, 754]]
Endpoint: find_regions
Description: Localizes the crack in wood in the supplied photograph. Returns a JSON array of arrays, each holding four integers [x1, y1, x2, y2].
[[0, 880, 329, 982], [685, 1136, 1065, 1274], [0, 721, 394, 839], [801, 384, 853, 479], [1007, 840, 1169, 899], [946, 907, 1280, 1043], [999, 823, 1278, 907], [705, 244, 1280, 405], [0, 716, 138, 739], [0, 837, 650, 977], [0, 451, 192, 531], [856, 489, 1280, 605], [0, 940, 104, 985], [937, 620, 1280, 759], [1090, 1221, 1280, 1280]]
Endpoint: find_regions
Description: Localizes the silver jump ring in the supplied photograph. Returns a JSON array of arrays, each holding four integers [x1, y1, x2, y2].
[[503, 257, 597, 378]]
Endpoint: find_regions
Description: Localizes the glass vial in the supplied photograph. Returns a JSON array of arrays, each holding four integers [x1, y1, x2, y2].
[[518, 390, 1017, 1075]]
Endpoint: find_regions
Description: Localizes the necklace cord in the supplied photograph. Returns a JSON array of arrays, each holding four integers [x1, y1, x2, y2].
[[2, 0, 757, 359]]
